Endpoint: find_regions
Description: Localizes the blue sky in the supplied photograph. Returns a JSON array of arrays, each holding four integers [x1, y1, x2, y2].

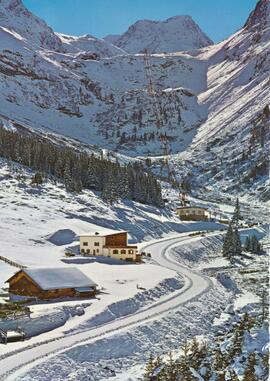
[[23, 0, 258, 42]]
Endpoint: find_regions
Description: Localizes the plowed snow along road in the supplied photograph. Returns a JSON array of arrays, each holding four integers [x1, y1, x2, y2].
[[1, 233, 214, 381]]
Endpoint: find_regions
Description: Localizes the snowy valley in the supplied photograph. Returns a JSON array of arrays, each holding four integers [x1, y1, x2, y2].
[[0, 0, 269, 380]]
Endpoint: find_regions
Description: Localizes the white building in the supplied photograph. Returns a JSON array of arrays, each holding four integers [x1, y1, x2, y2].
[[79, 230, 140, 262]]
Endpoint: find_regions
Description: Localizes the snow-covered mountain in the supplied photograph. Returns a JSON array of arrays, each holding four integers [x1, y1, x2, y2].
[[0, 0, 269, 197], [104, 15, 213, 54], [171, 0, 270, 199], [57, 33, 126, 57], [0, 0, 208, 156], [0, 0, 63, 50], [0, 0, 125, 57]]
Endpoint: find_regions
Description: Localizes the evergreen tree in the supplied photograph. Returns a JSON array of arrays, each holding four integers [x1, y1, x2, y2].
[[262, 352, 269, 379], [232, 226, 242, 256], [212, 346, 225, 372], [215, 373, 226, 381], [86, 160, 98, 189], [231, 198, 241, 228], [63, 162, 73, 191], [260, 289, 267, 323], [144, 353, 155, 381], [250, 235, 261, 253], [101, 169, 119, 205], [229, 329, 243, 358], [0, 126, 164, 207], [31, 172, 43, 186], [244, 236, 250, 251], [164, 352, 176, 381], [243, 352, 258, 381], [222, 223, 234, 260], [228, 369, 239, 381]]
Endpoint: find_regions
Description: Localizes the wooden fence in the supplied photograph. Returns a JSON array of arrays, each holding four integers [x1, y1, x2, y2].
[[0, 255, 26, 269]]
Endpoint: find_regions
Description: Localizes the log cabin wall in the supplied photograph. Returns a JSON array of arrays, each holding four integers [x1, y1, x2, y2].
[[42, 288, 76, 299], [105, 232, 127, 247], [8, 271, 97, 299], [9, 273, 41, 296]]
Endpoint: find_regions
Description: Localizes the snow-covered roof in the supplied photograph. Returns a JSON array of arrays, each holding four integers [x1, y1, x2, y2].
[[176, 206, 208, 210], [79, 230, 127, 237], [20, 267, 97, 290]]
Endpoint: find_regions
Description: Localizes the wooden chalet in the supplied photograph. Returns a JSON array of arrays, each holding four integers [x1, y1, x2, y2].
[[6, 267, 97, 300]]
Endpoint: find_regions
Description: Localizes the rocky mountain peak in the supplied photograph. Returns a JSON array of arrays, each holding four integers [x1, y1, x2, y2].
[[0, 0, 21, 7], [0, 0, 64, 50], [244, 0, 270, 29], [105, 15, 213, 54]]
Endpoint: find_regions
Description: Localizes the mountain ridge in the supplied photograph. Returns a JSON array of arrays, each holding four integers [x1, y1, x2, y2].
[[0, 0, 269, 199], [104, 15, 213, 53]]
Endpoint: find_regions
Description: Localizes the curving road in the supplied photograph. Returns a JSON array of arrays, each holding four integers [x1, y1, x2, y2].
[[1, 233, 215, 381]]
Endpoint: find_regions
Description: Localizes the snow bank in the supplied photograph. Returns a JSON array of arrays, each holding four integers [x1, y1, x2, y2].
[[17, 284, 232, 381], [66, 276, 184, 333], [0, 304, 88, 338]]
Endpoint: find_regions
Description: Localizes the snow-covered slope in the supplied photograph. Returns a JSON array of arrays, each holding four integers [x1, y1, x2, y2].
[[0, 0, 63, 50], [0, 0, 208, 156], [0, 0, 268, 195], [57, 33, 126, 57], [169, 0, 270, 199], [104, 15, 213, 53], [0, 0, 125, 57]]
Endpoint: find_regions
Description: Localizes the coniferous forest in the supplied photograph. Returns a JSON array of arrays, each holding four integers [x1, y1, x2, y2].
[[0, 127, 163, 206]]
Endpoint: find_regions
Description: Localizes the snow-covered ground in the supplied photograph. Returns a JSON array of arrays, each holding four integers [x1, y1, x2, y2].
[[0, 156, 267, 380], [0, 159, 224, 342], [1, 226, 267, 381], [0, 233, 228, 380]]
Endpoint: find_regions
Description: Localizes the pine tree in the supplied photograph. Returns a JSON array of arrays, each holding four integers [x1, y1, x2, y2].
[[232, 226, 242, 256], [212, 346, 225, 372], [262, 352, 269, 379], [229, 329, 243, 358], [243, 352, 258, 381], [215, 373, 226, 381], [144, 353, 155, 381], [101, 170, 119, 205], [222, 223, 234, 260], [260, 289, 267, 323], [250, 235, 261, 253], [31, 172, 43, 186], [189, 338, 203, 370], [244, 236, 250, 251], [231, 198, 241, 228], [63, 162, 73, 191], [228, 369, 239, 381], [165, 352, 176, 381], [0, 126, 164, 207], [86, 160, 98, 189]]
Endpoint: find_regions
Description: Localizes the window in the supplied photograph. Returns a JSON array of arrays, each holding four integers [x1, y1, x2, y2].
[[121, 249, 126, 254], [83, 242, 88, 246], [128, 250, 133, 254], [94, 242, 100, 246], [86, 249, 90, 254], [81, 249, 85, 253], [96, 249, 99, 253], [113, 249, 119, 254]]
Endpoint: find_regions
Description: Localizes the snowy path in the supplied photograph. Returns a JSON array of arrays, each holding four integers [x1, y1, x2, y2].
[[0, 233, 214, 381]]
